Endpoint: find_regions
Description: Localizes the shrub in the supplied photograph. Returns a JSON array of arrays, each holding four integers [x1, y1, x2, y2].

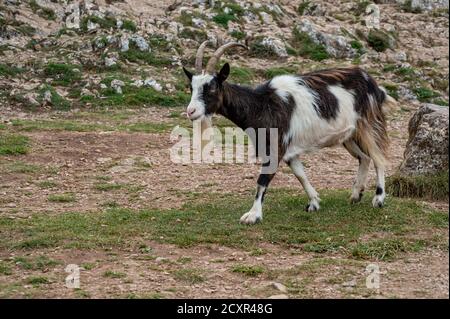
[[387, 171, 449, 201]]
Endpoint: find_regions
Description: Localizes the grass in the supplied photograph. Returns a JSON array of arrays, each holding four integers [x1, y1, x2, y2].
[[1, 161, 40, 174], [367, 29, 393, 52], [81, 15, 117, 32], [401, 0, 423, 13], [172, 268, 205, 284], [94, 183, 124, 191], [38, 85, 71, 110], [10, 119, 173, 133], [48, 193, 76, 203], [0, 63, 24, 77], [231, 264, 264, 277], [26, 276, 50, 286], [291, 28, 329, 61], [387, 171, 449, 201], [0, 134, 29, 155], [119, 45, 172, 67], [351, 239, 425, 261], [382, 83, 400, 100], [0, 262, 12, 275], [264, 67, 298, 79], [413, 87, 440, 102], [30, 0, 56, 20], [14, 256, 60, 271], [229, 66, 255, 84], [297, 1, 311, 15], [44, 63, 82, 86], [103, 270, 126, 279], [0, 190, 446, 260], [121, 19, 137, 32]]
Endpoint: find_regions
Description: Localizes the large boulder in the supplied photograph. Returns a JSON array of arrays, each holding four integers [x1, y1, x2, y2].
[[400, 104, 449, 175]]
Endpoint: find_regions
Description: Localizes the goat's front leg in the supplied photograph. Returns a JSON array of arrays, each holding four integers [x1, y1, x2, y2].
[[287, 157, 320, 212], [240, 171, 276, 225]]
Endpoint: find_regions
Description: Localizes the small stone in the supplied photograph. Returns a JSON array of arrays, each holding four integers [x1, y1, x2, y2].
[[271, 282, 288, 293]]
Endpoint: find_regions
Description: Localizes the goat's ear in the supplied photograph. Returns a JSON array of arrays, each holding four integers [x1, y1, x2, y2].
[[183, 67, 193, 82], [217, 63, 230, 83]]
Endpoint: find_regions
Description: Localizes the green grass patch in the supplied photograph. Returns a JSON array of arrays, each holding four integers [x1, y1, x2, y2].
[[44, 63, 82, 86], [48, 193, 76, 203], [1, 190, 446, 259], [290, 28, 329, 61], [367, 29, 394, 52], [81, 15, 117, 32], [229, 66, 255, 84], [0, 134, 29, 155], [297, 1, 311, 15], [351, 238, 425, 261], [26, 276, 50, 286], [38, 85, 71, 110], [382, 83, 400, 100], [94, 183, 124, 192], [14, 256, 60, 271], [172, 268, 205, 284], [103, 270, 126, 279], [121, 19, 137, 32], [1, 161, 40, 174], [264, 67, 298, 79], [413, 87, 440, 102], [0, 262, 12, 275], [387, 171, 449, 201], [231, 264, 264, 277], [0, 63, 25, 77]]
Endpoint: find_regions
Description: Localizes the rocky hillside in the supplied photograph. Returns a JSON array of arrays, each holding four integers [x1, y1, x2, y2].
[[0, 0, 448, 111]]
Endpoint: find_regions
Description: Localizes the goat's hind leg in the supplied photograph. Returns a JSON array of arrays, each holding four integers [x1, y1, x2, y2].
[[287, 157, 320, 212], [343, 140, 371, 204]]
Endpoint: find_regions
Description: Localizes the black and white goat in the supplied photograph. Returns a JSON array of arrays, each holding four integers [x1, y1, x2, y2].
[[182, 41, 396, 225]]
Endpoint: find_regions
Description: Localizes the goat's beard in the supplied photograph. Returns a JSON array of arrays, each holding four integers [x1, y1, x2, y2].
[[200, 116, 213, 151]]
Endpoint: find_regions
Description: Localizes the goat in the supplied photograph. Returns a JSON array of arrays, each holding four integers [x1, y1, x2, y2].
[[182, 41, 397, 225]]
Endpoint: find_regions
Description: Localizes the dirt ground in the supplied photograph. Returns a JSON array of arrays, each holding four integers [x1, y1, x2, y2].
[[0, 103, 448, 299]]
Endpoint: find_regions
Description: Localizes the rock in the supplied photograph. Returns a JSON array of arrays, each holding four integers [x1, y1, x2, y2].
[[296, 20, 356, 59], [365, 4, 381, 29], [105, 56, 117, 67], [110, 79, 125, 94], [143, 78, 162, 91], [259, 12, 273, 24], [268, 294, 289, 299], [259, 37, 288, 58], [398, 0, 449, 12], [43, 90, 52, 103], [120, 34, 150, 52], [271, 282, 288, 293], [400, 104, 449, 175]]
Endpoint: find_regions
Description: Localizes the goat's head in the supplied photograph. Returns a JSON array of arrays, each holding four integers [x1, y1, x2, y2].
[[182, 41, 247, 121]]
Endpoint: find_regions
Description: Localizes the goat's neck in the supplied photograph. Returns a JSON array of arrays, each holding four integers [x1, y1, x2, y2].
[[217, 82, 260, 130]]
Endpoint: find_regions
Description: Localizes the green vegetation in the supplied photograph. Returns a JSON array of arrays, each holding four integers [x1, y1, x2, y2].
[[0, 64, 25, 77], [354, 0, 372, 16], [10, 119, 173, 133], [44, 63, 82, 86], [14, 256, 60, 271], [26, 276, 50, 286], [231, 264, 264, 277], [387, 171, 449, 201], [1, 161, 40, 174], [213, 2, 245, 27], [367, 29, 394, 52], [0, 134, 30, 155], [94, 183, 124, 192], [119, 44, 172, 67], [38, 85, 71, 110], [351, 239, 424, 261], [229, 66, 255, 84], [48, 193, 76, 203], [297, 1, 311, 15], [0, 190, 446, 260], [350, 40, 365, 55], [230, 30, 246, 41], [413, 87, 440, 102], [382, 83, 400, 100], [30, 0, 56, 20], [172, 268, 205, 284], [264, 66, 298, 79], [290, 28, 329, 61], [103, 270, 126, 278], [401, 0, 423, 14], [178, 28, 208, 43], [121, 19, 137, 32], [213, 13, 236, 27], [81, 15, 117, 32], [250, 37, 280, 59], [0, 262, 12, 275]]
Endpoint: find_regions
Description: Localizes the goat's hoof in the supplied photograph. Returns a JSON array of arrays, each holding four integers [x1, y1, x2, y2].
[[372, 196, 385, 208], [350, 192, 363, 204], [305, 202, 320, 212], [240, 212, 262, 225]]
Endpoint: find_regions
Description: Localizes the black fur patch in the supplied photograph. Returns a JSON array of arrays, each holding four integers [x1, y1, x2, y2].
[[376, 186, 383, 195]]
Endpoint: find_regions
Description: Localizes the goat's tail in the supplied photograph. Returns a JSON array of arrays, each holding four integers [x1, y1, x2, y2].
[[354, 89, 395, 167]]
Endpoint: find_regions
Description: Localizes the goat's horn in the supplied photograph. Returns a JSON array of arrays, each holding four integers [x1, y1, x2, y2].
[[195, 40, 209, 74], [205, 42, 248, 74]]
